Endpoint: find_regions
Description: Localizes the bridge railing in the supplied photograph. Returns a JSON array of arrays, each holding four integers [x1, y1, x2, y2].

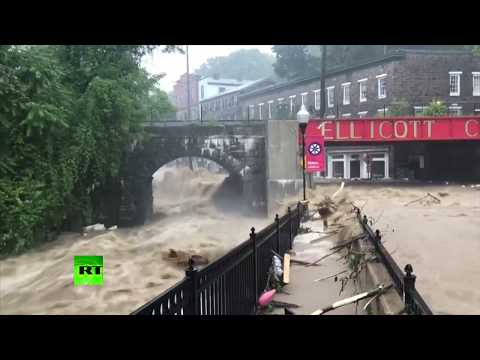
[[131, 202, 307, 315], [353, 206, 434, 315], [142, 119, 265, 127]]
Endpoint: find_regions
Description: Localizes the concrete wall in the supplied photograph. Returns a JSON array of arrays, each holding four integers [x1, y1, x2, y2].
[[265, 120, 302, 216]]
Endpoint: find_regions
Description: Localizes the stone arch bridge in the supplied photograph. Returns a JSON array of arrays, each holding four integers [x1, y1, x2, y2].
[[116, 121, 269, 226]]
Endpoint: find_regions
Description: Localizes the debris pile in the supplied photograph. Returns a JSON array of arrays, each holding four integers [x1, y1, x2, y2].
[[161, 249, 209, 268], [404, 193, 441, 207]]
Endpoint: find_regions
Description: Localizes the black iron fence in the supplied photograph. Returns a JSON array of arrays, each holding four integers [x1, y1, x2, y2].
[[131, 202, 307, 315], [354, 207, 433, 315]]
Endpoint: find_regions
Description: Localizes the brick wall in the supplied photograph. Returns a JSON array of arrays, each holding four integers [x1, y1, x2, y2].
[[393, 52, 480, 114]]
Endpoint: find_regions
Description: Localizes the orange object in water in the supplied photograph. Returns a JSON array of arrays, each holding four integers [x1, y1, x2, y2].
[[258, 289, 276, 307]]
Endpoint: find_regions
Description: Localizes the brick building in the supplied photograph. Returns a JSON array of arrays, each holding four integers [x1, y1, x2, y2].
[[173, 73, 200, 121], [199, 78, 275, 121], [240, 49, 480, 120], [235, 48, 480, 182]]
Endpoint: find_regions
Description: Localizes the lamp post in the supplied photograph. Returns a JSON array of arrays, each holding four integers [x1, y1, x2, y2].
[[297, 104, 310, 202]]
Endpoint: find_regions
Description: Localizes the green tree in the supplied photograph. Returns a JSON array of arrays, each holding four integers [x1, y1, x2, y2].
[[273, 45, 385, 80], [0, 45, 180, 255], [195, 49, 274, 81], [422, 100, 448, 116], [389, 99, 412, 116]]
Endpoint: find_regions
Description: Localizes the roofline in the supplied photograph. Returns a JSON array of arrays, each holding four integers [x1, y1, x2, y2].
[[199, 78, 274, 103], [240, 52, 408, 99]]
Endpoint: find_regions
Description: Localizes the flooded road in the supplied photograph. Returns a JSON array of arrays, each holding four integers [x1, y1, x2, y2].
[[0, 163, 270, 314], [306, 183, 480, 315]]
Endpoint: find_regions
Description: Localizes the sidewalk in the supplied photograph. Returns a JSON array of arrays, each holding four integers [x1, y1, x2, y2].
[[270, 217, 359, 315]]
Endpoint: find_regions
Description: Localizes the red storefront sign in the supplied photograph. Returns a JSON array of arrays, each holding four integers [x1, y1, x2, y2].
[[305, 135, 325, 173], [304, 117, 480, 141]]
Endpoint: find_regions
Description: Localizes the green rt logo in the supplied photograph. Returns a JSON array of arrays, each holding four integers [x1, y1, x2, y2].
[[74, 256, 103, 286]]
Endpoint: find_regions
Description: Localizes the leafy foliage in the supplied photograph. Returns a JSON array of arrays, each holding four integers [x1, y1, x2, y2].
[[272, 45, 385, 80], [0, 45, 177, 255], [388, 99, 412, 116], [195, 49, 274, 81], [422, 100, 448, 116]]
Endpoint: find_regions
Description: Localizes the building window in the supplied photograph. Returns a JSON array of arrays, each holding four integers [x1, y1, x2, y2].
[[473, 72, 480, 96], [342, 83, 351, 105], [258, 103, 264, 120], [313, 90, 321, 110], [377, 108, 389, 117], [301, 92, 308, 106], [358, 111, 368, 118], [219, 87, 226, 94], [201, 85, 205, 99], [289, 95, 296, 113], [377, 74, 387, 99], [414, 106, 425, 116], [342, 113, 351, 118], [267, 101, 273, 119], [358, 79, 367, 102], [234, 95, 238, 105], [249, 105, 255, 119], [449, 105, 462, 116], [327, 86, 335, 108], [331, 154, 345, 178], [449, 71, 462, 96]]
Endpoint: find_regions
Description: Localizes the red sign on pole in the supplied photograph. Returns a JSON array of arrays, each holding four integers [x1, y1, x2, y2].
[[303, 121, 325, 173]]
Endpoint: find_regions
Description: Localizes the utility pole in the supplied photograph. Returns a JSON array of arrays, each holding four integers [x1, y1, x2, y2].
[[319, 45, 327, 118], [186, 45, 191, 121]]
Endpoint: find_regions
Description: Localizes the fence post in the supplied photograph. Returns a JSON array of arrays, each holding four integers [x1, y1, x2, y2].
[[404, 264, 416, 315], [287, 207, 293, 249], [275, 214, 280, 254], [251, 227, 258, 308], [185, 257, 199, 315], [374, 229, 382, 251], [297, 201, 301, 227]]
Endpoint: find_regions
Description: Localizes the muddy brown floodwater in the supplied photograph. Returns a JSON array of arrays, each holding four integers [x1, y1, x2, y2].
[[304, 183, 480, 315], [0, 166, 269, 315]]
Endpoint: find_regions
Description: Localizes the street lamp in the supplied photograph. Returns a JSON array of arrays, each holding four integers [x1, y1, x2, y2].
[[297, 104, 310, 202]]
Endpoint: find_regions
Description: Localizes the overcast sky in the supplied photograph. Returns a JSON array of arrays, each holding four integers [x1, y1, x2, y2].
[[142, 45, 274, 93]]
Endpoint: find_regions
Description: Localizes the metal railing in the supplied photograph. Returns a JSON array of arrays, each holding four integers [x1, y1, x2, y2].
[[354, 207, 434, 315], [131, 202, 307, 315]]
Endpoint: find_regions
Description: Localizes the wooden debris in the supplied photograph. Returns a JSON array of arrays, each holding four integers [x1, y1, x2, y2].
[[314, 270, 348, 282], [290, 258, 321, 267], [311, 284, 393, 315], [271, 300, 300, 309], [284, 308, 296, 315], [404, 192, 441, 207], [162, 249, 209, 267], [283, 254, 291, 284], [306, 247, 344, 267], [329, 233, 367, 250], [309, 231, 339, 244]]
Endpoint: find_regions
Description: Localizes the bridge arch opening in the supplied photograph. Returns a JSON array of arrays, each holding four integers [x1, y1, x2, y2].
[[151, 157, 245, 221]]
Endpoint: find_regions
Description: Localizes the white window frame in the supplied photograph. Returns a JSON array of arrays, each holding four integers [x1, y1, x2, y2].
[[326, 114, 336, 119], [449, 71, 462, 96], [473, 72, 480, 96], [358, 78, 368, 102], [377, 108, 389, 116], [289, 95, 296, 113], [448, 105, 462, 116], [342, 113, 351, 118], [327, 86, 335, 108], [258, 103, 264, 120], [342, 82, 351, 105], [376, 74, 387, 99], [313, 89, 321, 110], [301, 92, 308, 106], [414, 106, 425, 116], [357, 111, 368, 118], [277, 97, 284, 102], [267, 100, 274, 119]]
